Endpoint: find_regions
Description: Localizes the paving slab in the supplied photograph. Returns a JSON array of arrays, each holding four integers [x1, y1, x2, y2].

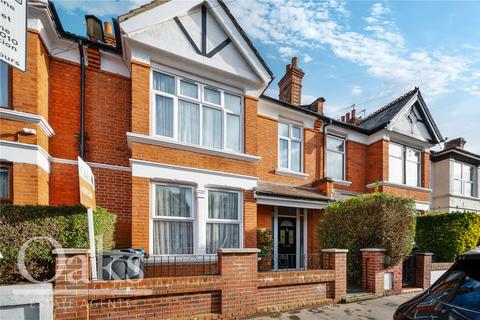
[[252, 293, 420, 320]]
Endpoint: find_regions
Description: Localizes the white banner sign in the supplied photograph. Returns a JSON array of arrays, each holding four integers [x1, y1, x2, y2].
[[0, 0, 27, 71]]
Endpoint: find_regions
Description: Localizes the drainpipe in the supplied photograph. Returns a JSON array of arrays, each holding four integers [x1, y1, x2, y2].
[[323, 120, 333, 178], [78, 40, 86, 159]]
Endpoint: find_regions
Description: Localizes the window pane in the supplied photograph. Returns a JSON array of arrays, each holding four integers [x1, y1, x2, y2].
[[202, 106, 222, 148], [226, 114, 240, 151], [406, 148, 420, 162], [178, 100, 200, 144], [389, 156, 403, 184], [454, 179, 462, 195], [454, 162, 462, 180], [204, 87, 220, 105], [0, 167, 9, 198], [327, 150, 344, 180], [206, 223, 239, 254], [279, 139, 289, 168], [327, 136, 344, 152], [225, 93, 241, 114], [155, 185, 192, 217], [180, 80, 198, 99], [463, 165, 474, 183], [465, 182, 473, 197], [279, 123, 289, 137], [208, 191, 238, 220], [155, 95, 174, 137], [153, 72, 175, 94], [389, 143, 403, 158], [406, 161, 419, 186], [0, 62, 9, 107], [153, 221, 193, 254], [292, 126, 301, 139], [291, 141, 301, 172]]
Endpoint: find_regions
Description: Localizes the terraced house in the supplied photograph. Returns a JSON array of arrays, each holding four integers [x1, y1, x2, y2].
[[0, 0, 443, 270]]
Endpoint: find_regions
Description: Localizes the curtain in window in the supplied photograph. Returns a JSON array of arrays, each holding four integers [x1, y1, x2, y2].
[[0, 167, 9, 198], [327, 151, 343, 180], [206, 223, 239, 254], [155, 185, 192, 217], [208, 191, 238, 219], [155, 95, 174, 137], [153, 221, 193, 254], [153, 72, 174, 94], [291, 141, 301, 172], [226, 114, 240, 151], [225, 93, 241, 114], [178, 100, 199, 144], [180, 80, 198, 98], [279, 139, 289, 168], [0, 62, 8, 107], [202, 107, 222, 148], [204, 88, 220, 105]]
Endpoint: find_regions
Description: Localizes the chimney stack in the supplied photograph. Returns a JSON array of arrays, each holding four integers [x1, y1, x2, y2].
[[444, 137, 466, 150], [103, 22, 116, 46], [278, 57, 305, 106]]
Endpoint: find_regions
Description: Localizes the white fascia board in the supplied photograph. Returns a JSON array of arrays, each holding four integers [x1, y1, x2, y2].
[[258, 98, 317, 129], [255, 194, 328, 209], [388, 131, 434, 151], [0, 140, 50, 173], [386, 92, 418, 132], [0, 108, 55, 137], [131, 158, 258, 189]]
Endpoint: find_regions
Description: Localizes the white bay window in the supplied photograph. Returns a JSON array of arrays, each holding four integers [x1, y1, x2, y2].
[[454, 162, 476, 197], [326, 135, 346, 180], [388, 142, 421, 187], [151, 183, 242, 256], [152, 70, 242, 152], [278, 122, 303, 172]]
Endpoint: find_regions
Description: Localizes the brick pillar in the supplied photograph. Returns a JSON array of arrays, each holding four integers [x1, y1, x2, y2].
[[361, 248, 386, 295], [53, 249, 90, 320], [321, 249, 348, 302], [218, 248, 259, 317], [415, 252, 433, 289]]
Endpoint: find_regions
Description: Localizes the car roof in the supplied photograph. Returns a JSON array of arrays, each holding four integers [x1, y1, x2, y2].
[[457, 247, 480, 260]]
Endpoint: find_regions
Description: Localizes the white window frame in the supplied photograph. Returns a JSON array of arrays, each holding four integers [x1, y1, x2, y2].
[[326, 134, 346, 181], [150, 68, 244, 153], [278, 121, 304, 173], [150, 183, 196, 256], [149, 183, 244, 257], [453, 162, 476, 197], [388, 142, 422, 187], [205, 188, 243, 254]]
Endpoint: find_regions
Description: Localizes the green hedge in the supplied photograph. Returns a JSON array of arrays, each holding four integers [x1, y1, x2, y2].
[[416, 211, 480, 262], [0, 205, 116, 285], [319, 192, 417, 285]]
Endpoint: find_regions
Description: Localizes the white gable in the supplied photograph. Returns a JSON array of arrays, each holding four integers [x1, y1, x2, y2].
[[120, 0, 271, 95], [391, 104, 433, 142]]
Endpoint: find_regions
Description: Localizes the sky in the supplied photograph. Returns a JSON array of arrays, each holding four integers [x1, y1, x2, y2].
[[52, 0, 480, 153]]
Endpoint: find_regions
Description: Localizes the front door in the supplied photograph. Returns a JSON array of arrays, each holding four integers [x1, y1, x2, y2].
[[278, 217, 296, 269]]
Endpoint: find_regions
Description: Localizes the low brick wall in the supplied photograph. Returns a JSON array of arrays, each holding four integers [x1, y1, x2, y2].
[[431, 262, 453, 271], [53, 248, 348, 319]]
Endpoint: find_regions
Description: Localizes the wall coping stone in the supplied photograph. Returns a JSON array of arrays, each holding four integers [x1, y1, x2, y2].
[[321, 249, 348, 253], [53, 248, 89, 255], [360, 248, 386, 252], [414, 252, 434, 256], [218, 248, 260, 253]]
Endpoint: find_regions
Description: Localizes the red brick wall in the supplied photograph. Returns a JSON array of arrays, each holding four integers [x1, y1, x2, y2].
[[131, 176, 150, 252], [244, 190, 257, 248], [342, 140, 367, 193], [257, 205, 273, 230], [421, 151, 430, 188], [245, 96, 258, 155], [308, 209, 322, 254], [381, 185, 430, 202], [366, 139, 388, 185], [12, 163, 49, 205], [131, 61, 150, 135]]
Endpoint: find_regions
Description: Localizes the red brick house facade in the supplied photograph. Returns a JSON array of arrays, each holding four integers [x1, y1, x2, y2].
[[0, 0, 443, 268]]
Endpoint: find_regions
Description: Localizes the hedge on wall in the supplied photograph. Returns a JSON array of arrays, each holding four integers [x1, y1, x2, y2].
[[416, 211, 480, 262], [319, 192, 417, 285], [0, 205, 116, 285]]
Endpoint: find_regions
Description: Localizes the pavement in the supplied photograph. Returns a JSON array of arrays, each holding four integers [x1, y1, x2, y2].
[[252, 293, 419, 320]]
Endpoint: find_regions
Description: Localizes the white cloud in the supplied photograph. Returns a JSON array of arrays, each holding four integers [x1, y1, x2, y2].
[[53, 0, 150, 17], [278, 46, 298, 60], [464, 85, 480, 96], [351, 85, 362, 96], [229, 0, 469, 96], [302, 95, 317, 105], [303, 54, 313, 63]]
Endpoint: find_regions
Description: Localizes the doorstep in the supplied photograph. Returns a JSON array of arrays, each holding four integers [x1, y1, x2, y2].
[[401, 287, 424, 294], [342, 291, 380, 303]]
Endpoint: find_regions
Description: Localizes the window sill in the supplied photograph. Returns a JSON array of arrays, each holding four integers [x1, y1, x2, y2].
[[275, 168, 309, 179], [127, 132, 261, 163], [332, 179, 352, 186], [0, 108, 55, 137], [366, 181, 432, 193], [449, 193, 480, 201]]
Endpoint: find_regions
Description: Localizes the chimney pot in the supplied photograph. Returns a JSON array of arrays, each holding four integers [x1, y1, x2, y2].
[[104, 22, 113, 35], [278, 57, 305, 106], [341, 115, 346, 122], [345, 112, 351, 122], [351, 109, 356, 119], [445, 137, 466, 150], [292, 57, 298, 68]]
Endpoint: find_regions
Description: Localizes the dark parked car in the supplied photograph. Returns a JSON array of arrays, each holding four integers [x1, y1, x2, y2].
[[394, 248, 480, 320]]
